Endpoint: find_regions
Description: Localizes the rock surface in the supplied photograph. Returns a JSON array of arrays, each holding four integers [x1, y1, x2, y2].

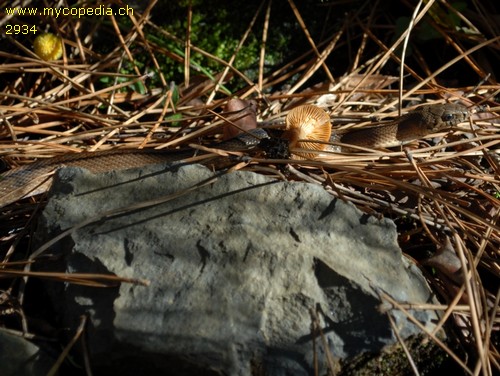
[[0, 329, 55, 376], [35, 162, 439, 375]]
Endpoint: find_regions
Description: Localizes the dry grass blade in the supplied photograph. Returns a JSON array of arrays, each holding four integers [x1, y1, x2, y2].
[[287, 0, 335, 84], [309, 306, 340, 374], [380, 291, 473, 375], [206, 0, 266, 104], [47, 314, 88, 376], [184, 0, 192, 88], [258, 0, 272, 95], [387, 313, 421, 376]]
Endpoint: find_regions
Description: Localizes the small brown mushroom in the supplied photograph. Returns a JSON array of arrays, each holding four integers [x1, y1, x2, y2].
[[284, 105, 332, 159], [222, 98, 258, 140]]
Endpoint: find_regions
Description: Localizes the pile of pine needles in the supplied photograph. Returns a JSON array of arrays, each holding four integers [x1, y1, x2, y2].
[[0, 0, 499, 374]]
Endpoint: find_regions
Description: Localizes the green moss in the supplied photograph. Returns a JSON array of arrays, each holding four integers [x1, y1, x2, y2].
[[339, 334, 451, 376]]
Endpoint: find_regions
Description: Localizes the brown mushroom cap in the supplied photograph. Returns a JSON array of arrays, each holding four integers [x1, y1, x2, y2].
[[222, 98, 257, 140], [284, 105, 332, 159]]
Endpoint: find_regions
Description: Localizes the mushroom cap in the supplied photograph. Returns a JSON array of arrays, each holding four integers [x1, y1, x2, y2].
[[285, 105, 332, 159], [223, 98, 257, 140], [34, 33, 63, 61]]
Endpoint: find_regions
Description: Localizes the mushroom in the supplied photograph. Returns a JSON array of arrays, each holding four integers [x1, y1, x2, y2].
[[33, 33, 63, 61], [222, 98, 258, 140], [284, 105, 332, 159]]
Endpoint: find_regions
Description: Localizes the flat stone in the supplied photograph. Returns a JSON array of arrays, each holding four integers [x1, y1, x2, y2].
[[35, 163, 440, 375], [0, 329, 55, 376]]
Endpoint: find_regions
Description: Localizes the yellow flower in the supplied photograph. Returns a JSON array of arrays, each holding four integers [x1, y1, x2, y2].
[[33, 33, 63, 61]]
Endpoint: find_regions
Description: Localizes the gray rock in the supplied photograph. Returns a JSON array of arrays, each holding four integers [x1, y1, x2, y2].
[[35, 163, 439, 375], [0, 329, 55, 376]]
